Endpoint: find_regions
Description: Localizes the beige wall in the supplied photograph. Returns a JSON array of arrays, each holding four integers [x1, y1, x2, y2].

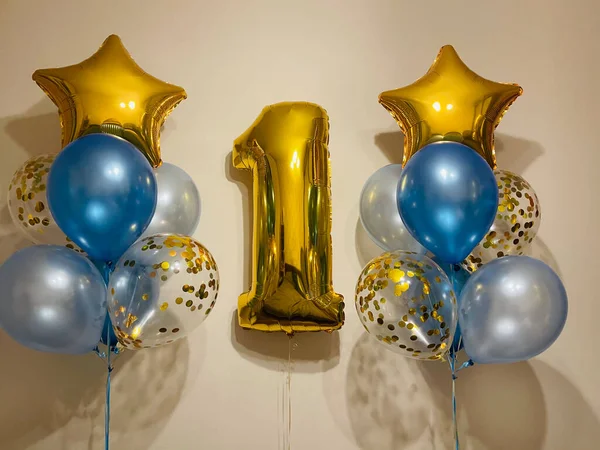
[[0, 0, 598, 449]]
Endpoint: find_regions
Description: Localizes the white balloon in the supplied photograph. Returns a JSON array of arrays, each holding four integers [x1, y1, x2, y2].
[[360, 164, 425, 254]]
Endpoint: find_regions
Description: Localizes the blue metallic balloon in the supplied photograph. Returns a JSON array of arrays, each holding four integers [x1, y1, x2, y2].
[[459, 256, 568, 364], [92, 259, 119, 348], [47, 134, 157, 262], [397, 142, 498, 263], [0, 245, 107, 354], [436, 261, 471, 354]]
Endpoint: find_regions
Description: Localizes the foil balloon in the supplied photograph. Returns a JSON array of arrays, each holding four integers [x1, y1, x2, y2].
[[0, 245, 107, 354], [108, 234, 219, 349], [459, 256, 567, 364], [232, 102, 344, 334], [355, 251, 457, 361], [465, 170, 541, 272], [32, 34, 186, 168], [7, 154, 83, 253], [359, 164, 425, 253], [379, 45, 522, 169], [140, 162, 201, 239]]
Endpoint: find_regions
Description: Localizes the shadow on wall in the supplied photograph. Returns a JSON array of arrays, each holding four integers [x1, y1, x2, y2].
[[0, 335, 190, 450], [372, 129, 545, 173], [346, 333, 600, 450], [230, 311, 340, 374]]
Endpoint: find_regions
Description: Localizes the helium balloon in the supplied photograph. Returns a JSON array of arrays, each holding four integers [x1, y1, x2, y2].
[[355, 251, 457, 361], [0, 245, 107, 354], [232, 102, 344, 333], [108, 234, 219, 349], [140, 162, 200, 239], [379, 45, 522, 169], [434, 260, 471, 354], [359, 164, 425, 253], [32, 34, 186, 167], [7, 154, 84, 253], [397, 142, 498, 264], [47, 134, 157, 262], [465, 170, 541, 272], [459, 256, 567, 364]]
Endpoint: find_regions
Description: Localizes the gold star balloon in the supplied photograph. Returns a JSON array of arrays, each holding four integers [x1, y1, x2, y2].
[[379, 45, 522, 169], [33, 35, 186, 167]]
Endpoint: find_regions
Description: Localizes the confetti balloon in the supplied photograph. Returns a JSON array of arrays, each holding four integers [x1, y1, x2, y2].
[[355, 251, 457, 361], [465, 170, 541, 272], [7, 154, 83, 252], [108, 234, 219, 349]]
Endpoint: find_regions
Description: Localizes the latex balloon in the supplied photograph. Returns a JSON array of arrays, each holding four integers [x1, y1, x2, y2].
[[92, 260, 119, 349], [232, 102, 344, 333], [140, 162, 200, 239], [434, 259, 471, 354], [7, 154, 84, 253], [397, 142, 498, 264], [465, 170, 541, 272], [355, 251, 457, 361], [47, 134, 157, 262], [108, 234, 219, 349], [459, 256, 568, 364], [0, 245, 107, 354], [379, 45, 522, 169], [32, 34, 186, 167], [359, 164, 425, 253]]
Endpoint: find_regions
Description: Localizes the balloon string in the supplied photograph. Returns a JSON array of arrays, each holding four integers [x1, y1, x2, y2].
[[449, 352, 459, 450], [105, 319, 113, 450]]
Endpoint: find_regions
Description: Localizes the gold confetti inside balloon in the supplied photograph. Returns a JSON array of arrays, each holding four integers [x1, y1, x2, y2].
[[32, 35, 186, 168], [108, 234, 219, 349], [379, 45, 522, 169], [7, 154, 84, 252], [464, 170, 541, 272], [232, 102, 344, 334], [355, 251, 457, 361]]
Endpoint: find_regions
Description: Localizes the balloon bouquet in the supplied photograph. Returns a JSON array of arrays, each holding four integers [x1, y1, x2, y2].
[[357, 46, 567, 447], [0, 35, 219, 449]]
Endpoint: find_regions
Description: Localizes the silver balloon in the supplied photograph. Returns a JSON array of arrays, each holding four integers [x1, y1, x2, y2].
[[459, 256, 567, 364], [141, 162, 200, 239], [0, 245, 107, 354], [360, 164, 425, 253]]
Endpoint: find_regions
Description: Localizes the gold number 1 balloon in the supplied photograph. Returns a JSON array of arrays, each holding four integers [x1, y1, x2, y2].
[[379, 45, 522, 169], [32, 34, 186, 168], [232, 102, 344, 334]]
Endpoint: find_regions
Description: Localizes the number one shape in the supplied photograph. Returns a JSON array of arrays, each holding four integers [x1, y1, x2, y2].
[[232, 102, 344, 333]]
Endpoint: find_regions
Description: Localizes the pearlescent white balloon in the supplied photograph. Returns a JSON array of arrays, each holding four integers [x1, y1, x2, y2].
[[141, 163, 200, 239], [360, 164, 425, 253], [459, 256, 567, 364]]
